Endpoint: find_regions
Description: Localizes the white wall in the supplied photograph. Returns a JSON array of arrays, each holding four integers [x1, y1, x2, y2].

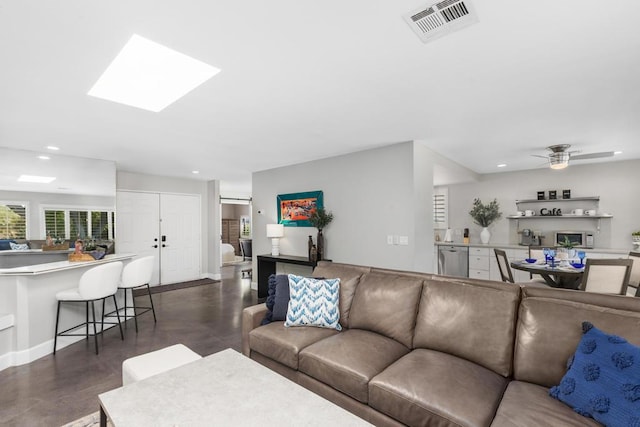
[[439, 159, 640, 250], [116, 171, 220, 278], [252, 142, 436, 273]]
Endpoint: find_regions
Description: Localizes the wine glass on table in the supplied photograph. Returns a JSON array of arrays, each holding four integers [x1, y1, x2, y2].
[[548, 249, 556, 267], [543, 248, 550, 264], [577, 251, 586, 266]]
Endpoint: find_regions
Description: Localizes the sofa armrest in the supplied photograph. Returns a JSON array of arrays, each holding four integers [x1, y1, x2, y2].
[[242, 303, 267, 357]]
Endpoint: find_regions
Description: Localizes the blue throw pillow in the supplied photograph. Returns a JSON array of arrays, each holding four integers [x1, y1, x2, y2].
[[549, 322, 640, 426], [271, 274, 290, 321], [284, 274, 341, 331], [260, 274, 278, 325], [0, 239, 16, 251]]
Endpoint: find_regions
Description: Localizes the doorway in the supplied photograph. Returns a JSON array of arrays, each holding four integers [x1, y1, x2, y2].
[[116, 191, 201, 285]]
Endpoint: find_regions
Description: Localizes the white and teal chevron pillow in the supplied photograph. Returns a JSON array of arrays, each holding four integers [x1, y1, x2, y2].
[[284, 274, 342, 331]]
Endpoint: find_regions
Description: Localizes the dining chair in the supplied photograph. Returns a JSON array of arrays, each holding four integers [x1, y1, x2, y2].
[[53, 261, 124, 355], [580, 258, 633, 295], [626, 251, 640, 297], [494, 249, 515, 283]]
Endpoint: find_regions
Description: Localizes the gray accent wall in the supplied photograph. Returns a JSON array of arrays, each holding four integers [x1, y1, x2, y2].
[[252, 141, 435, 273], [439, 159, 640, 250]]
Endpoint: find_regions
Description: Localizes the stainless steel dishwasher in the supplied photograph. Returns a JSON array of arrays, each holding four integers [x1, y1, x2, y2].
[[438, 245, 469, 278]]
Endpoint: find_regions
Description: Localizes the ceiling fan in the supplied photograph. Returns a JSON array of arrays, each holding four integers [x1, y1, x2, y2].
[[533, 144, 615, 170]]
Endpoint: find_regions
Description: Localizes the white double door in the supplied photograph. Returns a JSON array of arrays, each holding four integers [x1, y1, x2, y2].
[[116, 191, 201, 286]]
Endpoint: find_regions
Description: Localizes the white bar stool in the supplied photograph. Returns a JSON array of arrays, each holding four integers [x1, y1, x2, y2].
[[109, 256, 156, 332], [53, 261, 124, 355]]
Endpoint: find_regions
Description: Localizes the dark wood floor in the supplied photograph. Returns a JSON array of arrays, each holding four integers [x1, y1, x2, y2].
[[0, 263, 258, 427]]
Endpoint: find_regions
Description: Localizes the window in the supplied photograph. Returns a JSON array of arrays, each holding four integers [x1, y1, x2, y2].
[[433, 188, 448, 229], [0, 202, 27, 239], [43, 207, 114, 240]]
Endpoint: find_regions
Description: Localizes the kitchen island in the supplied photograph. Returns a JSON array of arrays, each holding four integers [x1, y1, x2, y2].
[[0, 253, 135, 371]]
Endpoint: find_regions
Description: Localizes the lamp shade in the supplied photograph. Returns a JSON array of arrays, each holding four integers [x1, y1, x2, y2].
[[266, 223, 284, 238]]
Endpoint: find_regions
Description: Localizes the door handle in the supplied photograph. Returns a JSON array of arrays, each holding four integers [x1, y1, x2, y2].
[[152, 244, 158, 248], [162, 244, 167, 248]]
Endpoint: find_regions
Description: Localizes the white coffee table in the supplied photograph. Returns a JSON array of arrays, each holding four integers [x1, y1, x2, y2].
[[99, 348, 372, 426]]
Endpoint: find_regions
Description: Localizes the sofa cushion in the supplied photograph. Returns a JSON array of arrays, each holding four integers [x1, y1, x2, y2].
[[249, 321, 338, 369], [413, 278, 520, 377], [549, 322, 640, 426], [312, 261, 369, 328], [514, 294, 640, 388], [0, 239, 16, 251], [491, 381, 601, 427], [299, 329, 409, 403], [284, 275, 342, 331], [369, 349, 508, 427], [348, 272, 423, 348]]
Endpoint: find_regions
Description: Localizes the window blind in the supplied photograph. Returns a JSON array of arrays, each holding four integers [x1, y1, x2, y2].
[[433, 190, 448, 229], [0, 203, 27, 239]]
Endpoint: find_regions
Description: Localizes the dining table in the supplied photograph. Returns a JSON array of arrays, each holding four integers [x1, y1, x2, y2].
[[510, 260, 584, 289]]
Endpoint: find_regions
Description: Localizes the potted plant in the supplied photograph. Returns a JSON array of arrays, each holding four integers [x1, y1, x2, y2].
[[558, 236, 576, 260], [468, 198, 502, 244], [632, 231, 640, 246], [309, 208, 334, 261]]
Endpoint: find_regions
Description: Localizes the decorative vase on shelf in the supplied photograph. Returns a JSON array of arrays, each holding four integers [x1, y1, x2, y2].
[[480, 227, 491, 244], [316, 229, 324, 261]]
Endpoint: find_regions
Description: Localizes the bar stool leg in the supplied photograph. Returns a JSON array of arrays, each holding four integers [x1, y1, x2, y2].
[[123, 288, 128, 326], [85, 302, 89, 340], [53, 301, 61, 355], [132, 288, 138, 333], [101, 298, 106, 335], [91, 301, 99, 355], [112, 295, 124, 340], [146, 284, 157, 322]]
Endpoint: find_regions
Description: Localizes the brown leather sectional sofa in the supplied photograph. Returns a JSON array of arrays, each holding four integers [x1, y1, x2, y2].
[[242, 261, 640, 426]]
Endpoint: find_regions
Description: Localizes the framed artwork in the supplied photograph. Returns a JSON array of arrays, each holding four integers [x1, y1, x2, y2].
[[277, 190, 323, 227]]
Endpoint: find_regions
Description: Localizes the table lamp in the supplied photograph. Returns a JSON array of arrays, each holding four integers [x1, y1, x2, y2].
[[266, 224, 284, 256]]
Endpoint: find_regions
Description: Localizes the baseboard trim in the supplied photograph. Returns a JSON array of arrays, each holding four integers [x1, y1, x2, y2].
[[202, 272, 221, 280]]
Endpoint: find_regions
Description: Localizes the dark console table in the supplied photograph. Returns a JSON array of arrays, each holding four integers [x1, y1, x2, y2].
[[256, 254, 318, 299]]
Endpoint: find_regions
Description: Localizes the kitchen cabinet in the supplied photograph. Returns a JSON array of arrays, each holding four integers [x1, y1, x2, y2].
[[468, 246, 529, 282]]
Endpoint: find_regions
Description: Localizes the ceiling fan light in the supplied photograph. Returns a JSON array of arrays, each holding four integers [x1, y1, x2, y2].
[[549, 152, 569, 169]]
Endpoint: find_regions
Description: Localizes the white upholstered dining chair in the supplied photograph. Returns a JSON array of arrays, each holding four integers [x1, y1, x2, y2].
[[580, 258, 633, 295]]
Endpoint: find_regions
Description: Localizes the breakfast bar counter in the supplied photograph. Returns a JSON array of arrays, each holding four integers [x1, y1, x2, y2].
[[0, 253, 135, 371]]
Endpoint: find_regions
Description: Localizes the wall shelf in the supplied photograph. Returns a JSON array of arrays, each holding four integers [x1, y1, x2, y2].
[[515, 196, 600, 204], [506, 214, 613, 219]]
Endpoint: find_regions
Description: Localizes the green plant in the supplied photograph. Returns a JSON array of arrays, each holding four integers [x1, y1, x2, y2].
[[559, 236, 576, 249], [632, 230, 640, 236], [308, 207, 334, 230], [468, 198, 502, 227]]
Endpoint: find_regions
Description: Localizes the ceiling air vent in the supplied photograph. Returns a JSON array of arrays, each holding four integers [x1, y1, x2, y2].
[[403, 0, 478, 44]]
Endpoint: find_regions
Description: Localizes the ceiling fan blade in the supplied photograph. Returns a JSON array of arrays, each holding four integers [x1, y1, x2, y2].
[[531, 154, 548, 159], [571, 151, 615, 160]]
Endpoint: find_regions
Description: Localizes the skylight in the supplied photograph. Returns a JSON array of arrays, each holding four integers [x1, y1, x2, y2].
[[18, 175, 56, 184], [88, 34, 221, 112]]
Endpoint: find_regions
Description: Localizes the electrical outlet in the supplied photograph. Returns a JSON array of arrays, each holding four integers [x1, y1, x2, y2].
[[393, 235, 399, 245], [399, 236, 409, 245], [387, 235, 394, 245]]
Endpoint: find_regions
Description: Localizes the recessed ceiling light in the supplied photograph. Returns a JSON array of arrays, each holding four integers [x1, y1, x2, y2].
[[614, 151, 623, 155], [38, 155, 50, 160], [46, 146, 60, 151], [497, 164, 507, 168], [88, 34, 221, 112], [18, 175, 56, 184], [192, 170, 200, 174]]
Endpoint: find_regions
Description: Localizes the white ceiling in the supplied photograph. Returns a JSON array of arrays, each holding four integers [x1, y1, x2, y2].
[[1, 1, 639, 191]]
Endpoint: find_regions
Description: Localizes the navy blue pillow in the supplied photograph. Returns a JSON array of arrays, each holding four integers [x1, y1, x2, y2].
[[0, 239, 16, 251], [549, 322, 640, 425], [260, 274, 278, 325], [272, 275, 291, 321]]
